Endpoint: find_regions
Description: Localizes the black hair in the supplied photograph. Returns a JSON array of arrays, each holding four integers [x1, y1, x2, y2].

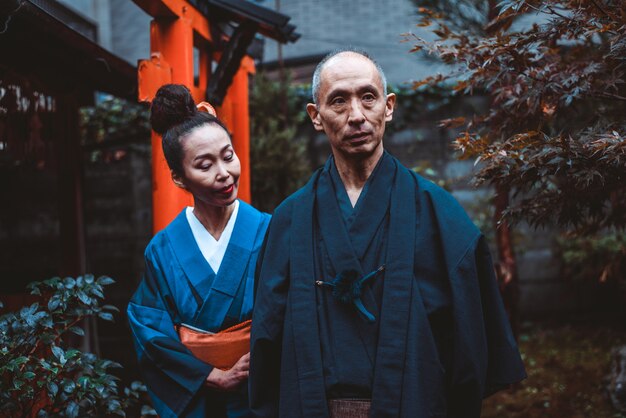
[[150, 84, 230, 176]]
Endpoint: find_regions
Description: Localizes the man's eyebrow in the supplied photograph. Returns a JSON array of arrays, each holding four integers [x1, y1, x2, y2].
[[325, 85, 378, 102], [325, 88, 350, 102], [357, 84, 378, 94]]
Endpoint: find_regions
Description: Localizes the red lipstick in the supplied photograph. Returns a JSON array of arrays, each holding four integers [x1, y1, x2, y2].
[[218, 184, 234, 195]]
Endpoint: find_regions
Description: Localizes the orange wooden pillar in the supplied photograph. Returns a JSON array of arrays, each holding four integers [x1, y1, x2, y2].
[[147, 14, 194, 234], [216, 56, 255, 209], [137, 0, 252, 234]]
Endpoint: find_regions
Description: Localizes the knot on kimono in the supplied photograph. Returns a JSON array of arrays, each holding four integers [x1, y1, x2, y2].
[[316, 265, 385, 323]]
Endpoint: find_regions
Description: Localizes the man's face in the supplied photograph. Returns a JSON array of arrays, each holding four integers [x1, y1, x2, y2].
[[307, 53, 396, 160]]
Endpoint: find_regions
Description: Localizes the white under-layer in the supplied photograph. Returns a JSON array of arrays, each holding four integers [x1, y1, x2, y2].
[[185, 200, 239, 273]]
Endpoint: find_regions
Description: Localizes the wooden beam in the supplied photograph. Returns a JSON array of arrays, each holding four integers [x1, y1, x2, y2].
[[206, 20, 258, 105], [134, 0, 212, 42]]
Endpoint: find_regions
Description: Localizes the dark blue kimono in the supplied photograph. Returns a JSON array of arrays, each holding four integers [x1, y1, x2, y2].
[[128, 200, 270, 418], [249, 152, 526, 418]]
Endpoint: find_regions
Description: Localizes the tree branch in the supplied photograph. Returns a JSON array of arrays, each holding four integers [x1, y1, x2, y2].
[[546, 5, 574, 21], [526, 3, 576, 23], [595, 92, 626, 102], [589, 0, 611, 19]]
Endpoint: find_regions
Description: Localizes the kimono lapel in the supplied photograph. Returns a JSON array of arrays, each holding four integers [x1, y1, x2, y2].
[[345, 152, 394, 259], [316, 156, 393, 362], [289, 156, 416, 417], [316, 163, 365, 277], [194, 201, 261, 330], [316, 154, 393, 281], [165, 211, 216, 305], [370, 158, 416, 417], [290, 171, 330, 418]]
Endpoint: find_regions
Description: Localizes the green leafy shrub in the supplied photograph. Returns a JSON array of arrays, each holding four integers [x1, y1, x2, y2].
[[80, 97, 150, 147], [79, 97, 151, 163], [0, 275, 152, 418], [249, 72, 311, 212], [557, 230, 626, 285]]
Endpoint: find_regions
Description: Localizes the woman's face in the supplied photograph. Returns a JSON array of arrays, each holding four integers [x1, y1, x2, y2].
[[174, 123, 240, 207]]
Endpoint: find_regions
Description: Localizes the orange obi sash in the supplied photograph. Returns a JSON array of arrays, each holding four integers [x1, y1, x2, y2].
[[176, 319, 251, 370]]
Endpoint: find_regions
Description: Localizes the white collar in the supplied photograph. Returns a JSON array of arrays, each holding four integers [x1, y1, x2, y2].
[[185, 200, 240, 273]]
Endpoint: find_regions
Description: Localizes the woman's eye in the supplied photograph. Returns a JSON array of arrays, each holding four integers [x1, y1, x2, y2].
[[224, 152, 234, 161], [197, 163, 211, 170]]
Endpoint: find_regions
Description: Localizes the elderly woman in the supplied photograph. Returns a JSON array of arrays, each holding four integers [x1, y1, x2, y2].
[[128, 84, 269, 418]]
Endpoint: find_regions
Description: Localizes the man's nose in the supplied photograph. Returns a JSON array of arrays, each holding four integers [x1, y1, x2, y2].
[[348, 99, 366, 124]]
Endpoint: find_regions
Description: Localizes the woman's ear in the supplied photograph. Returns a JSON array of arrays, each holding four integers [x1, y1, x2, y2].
[[171, 170, 186, 190]]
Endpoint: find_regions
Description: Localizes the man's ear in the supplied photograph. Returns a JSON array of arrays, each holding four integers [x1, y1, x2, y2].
[[306, 103, 324, 132], [385, 93, 396, 122], [171, 170, 186, 190]]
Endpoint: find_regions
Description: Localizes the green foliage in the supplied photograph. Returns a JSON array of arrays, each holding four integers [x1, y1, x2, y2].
[[385, 85, 455, 134], [80, 97, 150, 145], [409, 0, 626, 231], [557, 230, 626, 284], [79, 97, 151, 163], [249, 73, 311, 212], [0, 275, 152, 417]]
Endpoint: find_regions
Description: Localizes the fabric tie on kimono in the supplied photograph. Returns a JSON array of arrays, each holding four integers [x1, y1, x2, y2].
[[315, 265, 385, 323]]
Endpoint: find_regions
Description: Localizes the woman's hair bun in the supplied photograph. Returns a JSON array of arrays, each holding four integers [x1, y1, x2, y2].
[[150, 84, 197, 135]]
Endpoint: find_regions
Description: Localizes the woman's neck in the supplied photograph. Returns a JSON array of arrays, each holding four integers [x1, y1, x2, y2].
[[192, 199, 236, 241]]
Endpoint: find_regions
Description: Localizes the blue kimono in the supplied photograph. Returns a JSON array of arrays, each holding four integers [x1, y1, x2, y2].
[[249, 152, 526, 418], [128, 200, 270, 418]]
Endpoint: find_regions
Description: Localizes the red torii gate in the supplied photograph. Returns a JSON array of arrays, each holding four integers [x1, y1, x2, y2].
[[132, 0, 297, 233]]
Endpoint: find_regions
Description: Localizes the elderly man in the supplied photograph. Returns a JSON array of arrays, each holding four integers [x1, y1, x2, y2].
[[249, 49, 525, 418]]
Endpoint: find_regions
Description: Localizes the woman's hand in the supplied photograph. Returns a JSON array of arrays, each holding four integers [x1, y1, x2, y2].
[[205, 352, 250, 391]]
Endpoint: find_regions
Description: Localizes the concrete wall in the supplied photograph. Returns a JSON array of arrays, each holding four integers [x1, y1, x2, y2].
[[108, 0, 151, 65], [260, 0, 445, 86], [55, 0, 151, 65]]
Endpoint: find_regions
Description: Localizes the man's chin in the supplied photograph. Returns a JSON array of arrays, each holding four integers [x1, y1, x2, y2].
[[338, 142, 381, 158]]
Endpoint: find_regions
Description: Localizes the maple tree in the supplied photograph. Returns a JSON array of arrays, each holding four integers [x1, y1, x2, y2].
[[410, 0, 626, 230], [409, 0, 626, 329]]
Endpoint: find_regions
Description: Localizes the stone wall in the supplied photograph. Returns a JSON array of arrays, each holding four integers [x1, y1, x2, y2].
[[82, 144, 152, 377]]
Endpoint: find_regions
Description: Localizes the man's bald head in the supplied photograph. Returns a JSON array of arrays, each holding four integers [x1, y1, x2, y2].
[[311, 48, 388, 105]]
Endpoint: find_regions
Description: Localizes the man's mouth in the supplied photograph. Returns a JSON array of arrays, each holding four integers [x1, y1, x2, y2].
[[346, 132, 370, 142]]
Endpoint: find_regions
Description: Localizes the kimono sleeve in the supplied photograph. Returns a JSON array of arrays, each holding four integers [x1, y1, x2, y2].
[[475, 236, 526, 395], [447, 235, 526, 418], [127, 250, 213, 418], [249, 207, 291, 418]]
